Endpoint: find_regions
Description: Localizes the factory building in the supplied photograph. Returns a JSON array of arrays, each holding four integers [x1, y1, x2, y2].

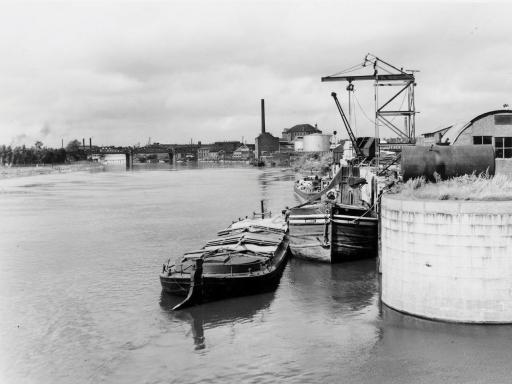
[[420, 109, 512, 173], [255, 132, 279, 158], [255, 99, 280, 159]]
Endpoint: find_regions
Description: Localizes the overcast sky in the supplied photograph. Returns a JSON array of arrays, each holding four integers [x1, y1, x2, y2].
[[0, 0, 511, 147]]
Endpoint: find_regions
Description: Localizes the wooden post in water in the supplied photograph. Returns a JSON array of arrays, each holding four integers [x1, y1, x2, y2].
[[261, 200, 265, 219], [126, 150, 134, 170]]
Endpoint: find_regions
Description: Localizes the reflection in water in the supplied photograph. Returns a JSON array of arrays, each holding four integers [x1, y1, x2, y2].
[[345, 299, 512, 383], [329, 258, 378, 311], [287, 257, 378, 315], [159, 292, 276, 350], [381, 304, 512, 338], [252, 168, 297, 216], [257, 168, 297, 216], [103, 161, 257, 174], [257, 168, 295, 191], [7, 165, 512, 383]]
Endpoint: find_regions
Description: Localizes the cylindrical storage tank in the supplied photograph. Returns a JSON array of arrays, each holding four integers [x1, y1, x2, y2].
[[401, 145, 495, 181], [381, 194, 512, 323], [303, 134, 331, 152], [294, 138, 304, 152]]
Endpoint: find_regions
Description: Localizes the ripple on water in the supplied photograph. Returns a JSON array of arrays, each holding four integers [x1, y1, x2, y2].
[[2, 166, 512, 384]]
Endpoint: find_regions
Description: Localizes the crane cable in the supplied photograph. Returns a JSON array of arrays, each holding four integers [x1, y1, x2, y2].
[[375, 62, 393, 74], [329, 57, 399, 78], [352, 91, 358, 137], [353, 89, 408, 127], [327, 62, 364, 77], [353, 92, 376, 125]]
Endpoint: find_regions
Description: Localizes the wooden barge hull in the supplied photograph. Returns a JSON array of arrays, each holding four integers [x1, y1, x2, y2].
[[331, 214, 378, 262], [160, 238, 289, 301], [287, 204, 377, 263], [288, 213, 331, 262], [160, 263, 286, 299]]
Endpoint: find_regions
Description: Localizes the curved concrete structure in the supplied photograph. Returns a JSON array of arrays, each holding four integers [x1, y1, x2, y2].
[[381, 195, 512, 323]]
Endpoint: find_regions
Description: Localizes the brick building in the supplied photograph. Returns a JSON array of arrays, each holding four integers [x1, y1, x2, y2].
[[255, 132, 279, 159]]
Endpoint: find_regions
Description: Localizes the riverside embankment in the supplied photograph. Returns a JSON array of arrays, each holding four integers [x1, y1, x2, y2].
[[0, 162, 104, 179]]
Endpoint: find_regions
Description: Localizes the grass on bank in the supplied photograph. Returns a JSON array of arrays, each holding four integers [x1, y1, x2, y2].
[[395, 173, 512, 201]]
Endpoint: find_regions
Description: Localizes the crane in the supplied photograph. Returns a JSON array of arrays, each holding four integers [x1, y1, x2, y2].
[[330, 92, 365, 160], [322, 53, 417, 145]]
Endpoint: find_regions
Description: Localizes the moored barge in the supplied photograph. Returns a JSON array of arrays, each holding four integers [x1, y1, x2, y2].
[[287, 202, 377, 263], [160, 215, 289, 309]]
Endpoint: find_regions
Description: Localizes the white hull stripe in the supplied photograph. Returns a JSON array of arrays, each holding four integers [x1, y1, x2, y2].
[[332, 214, 378, 222], [289, 219, 329, 224]]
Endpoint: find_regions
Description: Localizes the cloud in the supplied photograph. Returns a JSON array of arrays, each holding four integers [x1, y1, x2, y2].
[[0, 1, 511, 146], [40, 123, 51, 138]]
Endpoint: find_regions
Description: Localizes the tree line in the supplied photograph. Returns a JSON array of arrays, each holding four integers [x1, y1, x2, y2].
[[0, 139, 88, 165]]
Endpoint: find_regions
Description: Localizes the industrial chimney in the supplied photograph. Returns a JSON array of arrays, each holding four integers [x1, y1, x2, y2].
[[261, 99, 265, 134]]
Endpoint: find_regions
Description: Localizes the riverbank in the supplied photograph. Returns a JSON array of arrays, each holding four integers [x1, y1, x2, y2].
[[0, 162, 105, 179], [291, 152, 332, 175]]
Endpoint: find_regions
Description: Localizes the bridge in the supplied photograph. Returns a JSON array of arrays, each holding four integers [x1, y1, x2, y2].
[[90, 144, 200, 165]]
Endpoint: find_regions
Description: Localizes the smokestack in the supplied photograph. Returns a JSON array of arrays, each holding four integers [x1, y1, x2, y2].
[[261, 99, 265, 134], [89, 138, 92, 153], [82, 138, 85, 149]]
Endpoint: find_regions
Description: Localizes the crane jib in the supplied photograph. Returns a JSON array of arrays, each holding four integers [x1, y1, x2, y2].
[[330, 92, 365, 159]]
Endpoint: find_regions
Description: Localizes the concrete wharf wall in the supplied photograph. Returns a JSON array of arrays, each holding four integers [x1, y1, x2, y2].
[[381, 195, 512, 323]]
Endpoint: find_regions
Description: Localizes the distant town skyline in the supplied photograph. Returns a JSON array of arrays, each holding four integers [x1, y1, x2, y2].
[[0, 1, 511, 147]]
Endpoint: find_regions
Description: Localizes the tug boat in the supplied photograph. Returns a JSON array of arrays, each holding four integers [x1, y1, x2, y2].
[[160, 215, 289, 310], [293, 176, 331, 203]]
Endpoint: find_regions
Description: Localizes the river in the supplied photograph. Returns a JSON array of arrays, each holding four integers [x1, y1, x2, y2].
[[1, 164, 511, 383]]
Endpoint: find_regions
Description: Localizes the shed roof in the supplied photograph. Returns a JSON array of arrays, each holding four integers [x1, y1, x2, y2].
[[440, 122, 468, 144], [440, 109, 512, 144]]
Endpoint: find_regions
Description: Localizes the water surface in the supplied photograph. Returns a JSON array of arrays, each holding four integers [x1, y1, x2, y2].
[[0, 164, 511, 383]]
